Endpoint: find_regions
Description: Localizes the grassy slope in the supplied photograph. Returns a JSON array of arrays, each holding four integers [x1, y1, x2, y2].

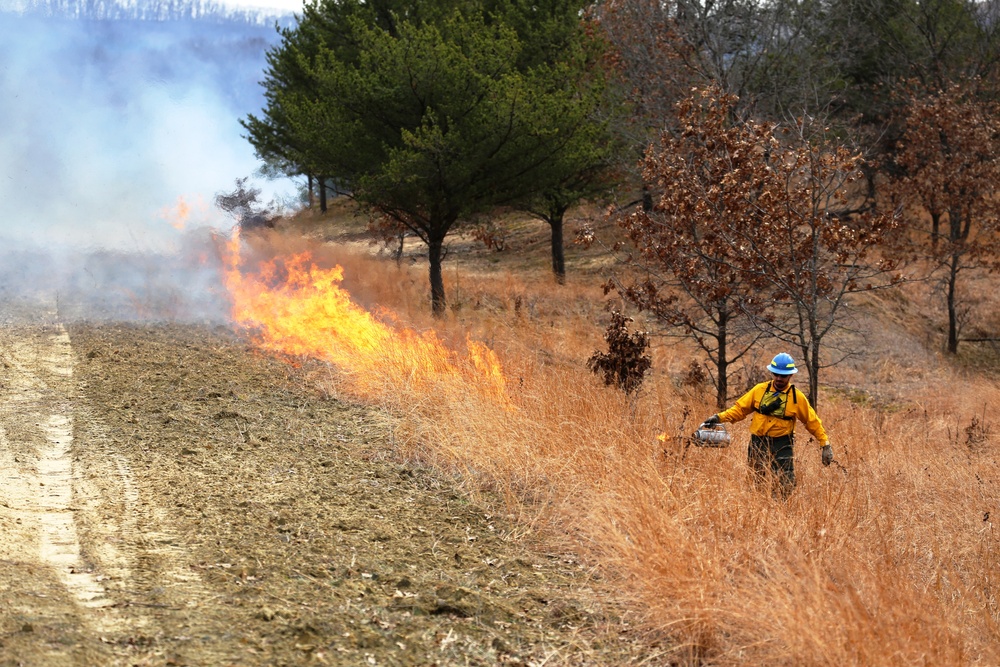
[[255, 198, 1000, 666]]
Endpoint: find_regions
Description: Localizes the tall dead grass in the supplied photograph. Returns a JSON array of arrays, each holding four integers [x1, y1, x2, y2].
[[276, 241, 999, 665]]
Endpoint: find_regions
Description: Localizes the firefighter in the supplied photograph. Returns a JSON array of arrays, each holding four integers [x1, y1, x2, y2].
[[702, 353, 832, 497]]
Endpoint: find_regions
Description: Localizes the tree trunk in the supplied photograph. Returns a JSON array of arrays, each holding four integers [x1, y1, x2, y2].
[[715, 306, 728, 409], [428, 238, 447, 317], [808, 340, 821, 408], [319, 176, 328, 213], [549, 215, 566, 285], [945, 208, 965, 354], [946, 250, 960, 354], [796, 341, 815, 406], [307, 174, 315, 208], [394, 231, 405, 266]]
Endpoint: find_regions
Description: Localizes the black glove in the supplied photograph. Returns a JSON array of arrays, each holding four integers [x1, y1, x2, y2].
[[703, 414, 720, 426], [821, 444, 833, 466]]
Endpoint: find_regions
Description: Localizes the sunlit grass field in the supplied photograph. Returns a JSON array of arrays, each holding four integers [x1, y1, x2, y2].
[[243, 205, 1000, 665]]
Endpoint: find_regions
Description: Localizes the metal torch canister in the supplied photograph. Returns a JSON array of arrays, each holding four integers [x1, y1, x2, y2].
[[692, 423, 731, 448]]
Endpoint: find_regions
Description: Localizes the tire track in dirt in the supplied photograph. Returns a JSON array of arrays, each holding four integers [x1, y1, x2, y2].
[[0, 316, 218, 665], [31, 328, 110, 611], [0, 318, 123, 664], [35, 410, 109, 609]]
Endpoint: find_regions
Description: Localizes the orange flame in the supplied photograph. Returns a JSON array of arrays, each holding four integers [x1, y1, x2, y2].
[[221, 231, 508, 402], [159, 195, 213, 231], [159, 196, 192, 230]]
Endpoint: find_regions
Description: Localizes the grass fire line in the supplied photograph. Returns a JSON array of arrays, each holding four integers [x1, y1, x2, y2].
[[221, 230, 508, 405]]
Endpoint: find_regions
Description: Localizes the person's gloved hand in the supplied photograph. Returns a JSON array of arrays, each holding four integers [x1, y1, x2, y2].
[[703, 414, 720, 426], [821, 444, 833, 466]]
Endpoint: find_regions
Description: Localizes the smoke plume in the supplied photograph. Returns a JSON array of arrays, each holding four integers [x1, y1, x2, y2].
[[0, 6, 295, 323]]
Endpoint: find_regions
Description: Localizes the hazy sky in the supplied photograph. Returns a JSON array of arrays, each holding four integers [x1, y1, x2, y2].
[[0, 14, 298, 253], [0, 0, 305, 14]]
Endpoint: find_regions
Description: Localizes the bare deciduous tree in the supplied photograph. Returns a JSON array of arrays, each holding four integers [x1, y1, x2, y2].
[[215, 177, 276, 231], [738, 116, 902, 404]]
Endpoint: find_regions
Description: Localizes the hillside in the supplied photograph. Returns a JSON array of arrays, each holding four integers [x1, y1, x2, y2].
[[0, 310, 652, 665], [253, 201, 1000, 664], [0, 199, 997, 665]]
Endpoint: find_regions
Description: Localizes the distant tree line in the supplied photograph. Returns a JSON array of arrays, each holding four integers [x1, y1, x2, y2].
[[242, 0, 1000, 399], [9, 0, 292, 24]]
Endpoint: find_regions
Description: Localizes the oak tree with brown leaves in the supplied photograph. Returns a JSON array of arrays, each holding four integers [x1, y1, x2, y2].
[[890, 80, 1000, 354], [613, 89, 770, 407], [617, 88, 899, 406]]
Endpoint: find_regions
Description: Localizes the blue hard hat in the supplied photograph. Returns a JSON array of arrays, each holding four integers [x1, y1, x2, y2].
[[767, 353, 798, 375]]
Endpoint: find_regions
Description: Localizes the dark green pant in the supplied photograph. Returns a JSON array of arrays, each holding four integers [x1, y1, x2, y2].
[[749, 434, 795, 497]]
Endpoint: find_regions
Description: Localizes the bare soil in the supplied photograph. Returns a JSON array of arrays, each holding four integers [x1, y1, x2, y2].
[[0, 303, 646, 666]]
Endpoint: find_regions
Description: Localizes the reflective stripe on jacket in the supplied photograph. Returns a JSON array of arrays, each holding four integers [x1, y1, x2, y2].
[[717, 381, 828, 446]]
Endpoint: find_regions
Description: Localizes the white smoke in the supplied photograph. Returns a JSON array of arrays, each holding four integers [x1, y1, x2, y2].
[[0, 10, 299, 322]]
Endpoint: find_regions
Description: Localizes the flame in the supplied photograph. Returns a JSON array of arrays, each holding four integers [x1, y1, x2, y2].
[[159, 196, 192, 230], [159, 195, 212, 231], [220, 231, 508, 402]]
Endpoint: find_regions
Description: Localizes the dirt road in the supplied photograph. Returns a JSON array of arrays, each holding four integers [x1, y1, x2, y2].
[[0, 301, 645, 666]]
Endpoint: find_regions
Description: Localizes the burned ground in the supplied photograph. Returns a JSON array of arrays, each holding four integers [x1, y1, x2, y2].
[[0, 317, 649, 666]]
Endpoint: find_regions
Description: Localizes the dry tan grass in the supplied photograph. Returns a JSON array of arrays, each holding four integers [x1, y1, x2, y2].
[[244, 215, 1000, 666]]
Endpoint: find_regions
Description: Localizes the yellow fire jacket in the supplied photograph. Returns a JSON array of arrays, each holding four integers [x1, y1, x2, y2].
[[717, 381, 828, 446]]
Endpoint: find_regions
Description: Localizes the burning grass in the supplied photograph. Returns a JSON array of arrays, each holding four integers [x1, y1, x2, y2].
[[223, 227, 1000, 666]]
